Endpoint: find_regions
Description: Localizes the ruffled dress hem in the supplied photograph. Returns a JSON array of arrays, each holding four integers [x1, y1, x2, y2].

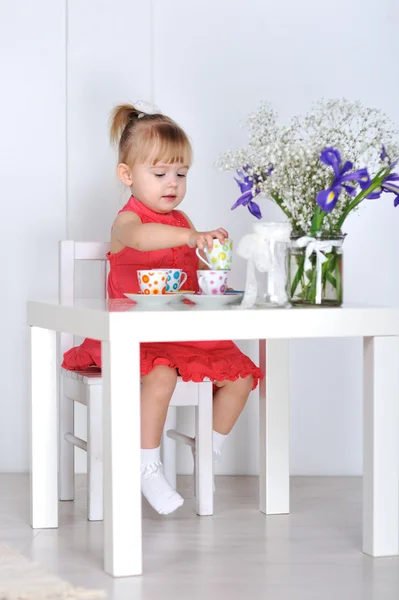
[[62, 342, 262, 390]]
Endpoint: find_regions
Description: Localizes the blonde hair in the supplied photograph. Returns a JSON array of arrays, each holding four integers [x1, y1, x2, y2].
[[109, 103, 193, 168]]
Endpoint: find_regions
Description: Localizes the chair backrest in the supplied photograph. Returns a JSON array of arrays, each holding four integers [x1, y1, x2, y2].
[[59, 240, 110, 358]]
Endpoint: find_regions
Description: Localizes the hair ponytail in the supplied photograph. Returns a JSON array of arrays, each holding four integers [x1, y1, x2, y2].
[[109, 104, 140, 147]]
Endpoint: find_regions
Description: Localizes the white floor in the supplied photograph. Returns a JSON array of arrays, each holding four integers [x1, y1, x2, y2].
[[1, 474, 399, 600]]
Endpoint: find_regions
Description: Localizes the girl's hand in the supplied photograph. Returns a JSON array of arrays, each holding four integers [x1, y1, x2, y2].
[[187, 228, 228, 251]]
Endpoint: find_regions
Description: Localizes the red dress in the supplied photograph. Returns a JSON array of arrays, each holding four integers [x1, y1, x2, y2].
[[62, 197, 263, 389]]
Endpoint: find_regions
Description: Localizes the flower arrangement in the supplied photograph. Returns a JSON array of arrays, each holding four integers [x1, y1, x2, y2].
[[217, 99, 399, 305]]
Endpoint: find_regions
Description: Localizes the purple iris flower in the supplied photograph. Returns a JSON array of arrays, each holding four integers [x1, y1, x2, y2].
[[379, 145, 399, 171], [231, 174, 262, 219], [316, 147, 370, 212], [231, 165, 273, 219], [366, 173, 399, 205], [364, 146, 399, 205]]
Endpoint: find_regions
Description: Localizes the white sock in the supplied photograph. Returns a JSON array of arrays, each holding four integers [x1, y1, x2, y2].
[[213, 430, 228, 461], [141, 447, 161, 465], [141, 447, 184, 515]]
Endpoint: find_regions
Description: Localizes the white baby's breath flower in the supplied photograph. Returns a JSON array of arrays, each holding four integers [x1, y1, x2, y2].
[[216, 98, 399, 233]]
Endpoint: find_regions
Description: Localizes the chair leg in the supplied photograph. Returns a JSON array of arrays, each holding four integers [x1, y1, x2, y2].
[[87, 385, 103, 521], [59, 376, 74, 501], [195, 382, 214, 516], [162, 406, 177, 489]]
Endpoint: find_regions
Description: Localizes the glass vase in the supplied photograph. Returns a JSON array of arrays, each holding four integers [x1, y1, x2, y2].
[[237, 222, 291, 308], [288, 233, 344, 307]]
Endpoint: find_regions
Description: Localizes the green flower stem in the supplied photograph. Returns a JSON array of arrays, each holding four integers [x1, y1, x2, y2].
[[325, 266, 337, 289], [290, 255, 305, 297], [290, 207, 327, 300], [335, 255, 342, 303], [310, 206, 325, 236], [270, 193, 292, 219], [290, 211, 327, 298], [290, 251, 342, 305], [307, 258, 318, 303], [336, 168, 389, 230]]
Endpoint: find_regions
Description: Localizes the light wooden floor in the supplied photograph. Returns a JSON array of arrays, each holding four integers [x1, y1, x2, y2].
[[1, 474, 399, 600]]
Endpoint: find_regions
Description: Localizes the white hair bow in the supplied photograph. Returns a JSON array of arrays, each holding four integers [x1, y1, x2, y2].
[[134, 100, 162, 118]]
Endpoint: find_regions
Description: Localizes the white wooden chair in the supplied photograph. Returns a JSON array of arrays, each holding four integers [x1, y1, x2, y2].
[[58, 240, 214, 521]]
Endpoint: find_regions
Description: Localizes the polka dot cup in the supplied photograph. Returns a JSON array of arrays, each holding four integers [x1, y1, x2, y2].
[[137, 270, 169, 295], [196, 238, 233, 270], [197, 270, 229, 296], [166, 269, 188, 293]]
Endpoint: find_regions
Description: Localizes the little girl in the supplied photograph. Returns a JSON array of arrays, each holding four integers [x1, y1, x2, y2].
[[63, 101, 263, 515]]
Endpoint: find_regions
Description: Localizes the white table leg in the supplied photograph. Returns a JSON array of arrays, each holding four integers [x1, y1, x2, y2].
[[195, 381, 214, 516], [259, 339, 290, 515], [363, 336, 399, 557], [30, 326, 58, 528], [102, 338, 142, 577]]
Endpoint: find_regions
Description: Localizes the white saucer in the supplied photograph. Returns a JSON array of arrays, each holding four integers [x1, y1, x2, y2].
[[181, 293, 243, 307], [124, 293, 182, 307]]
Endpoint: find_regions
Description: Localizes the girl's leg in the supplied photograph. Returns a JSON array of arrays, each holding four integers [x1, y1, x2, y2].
[[213, 375, 254, 434], [140, 365, 184, 514], [141, 365, 178, 448], [211, 375, 254, 460]]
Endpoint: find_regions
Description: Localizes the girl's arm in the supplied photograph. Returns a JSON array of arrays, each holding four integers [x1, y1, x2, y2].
[[178, 210, 211, 269], [111, 210, 228, 253], [179, 211, 234, 287]]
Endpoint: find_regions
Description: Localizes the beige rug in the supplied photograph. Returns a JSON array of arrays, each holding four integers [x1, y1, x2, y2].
[[0, 544, 106, 600]]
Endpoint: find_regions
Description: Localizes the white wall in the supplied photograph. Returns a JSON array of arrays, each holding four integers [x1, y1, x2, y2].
[[0, 1, 66, 471], [2, 0, 399, 474]]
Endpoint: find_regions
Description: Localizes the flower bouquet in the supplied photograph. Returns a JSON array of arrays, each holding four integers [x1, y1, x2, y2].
[[217, 99, 399, 306]]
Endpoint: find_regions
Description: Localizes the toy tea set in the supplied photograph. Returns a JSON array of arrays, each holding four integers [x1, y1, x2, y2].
[[125, 224, 291, 309], [125, 238, 240, 307]]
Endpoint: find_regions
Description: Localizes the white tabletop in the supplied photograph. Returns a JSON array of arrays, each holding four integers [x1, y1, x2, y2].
[[27, 297, 399, 342]]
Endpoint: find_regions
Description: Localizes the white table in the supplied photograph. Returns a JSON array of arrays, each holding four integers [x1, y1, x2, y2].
[[27, 298, 399, 577]]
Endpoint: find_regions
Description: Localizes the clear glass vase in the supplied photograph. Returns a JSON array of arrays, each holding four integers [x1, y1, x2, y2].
[[237, 222, 291, 308], [288, 233, 344, 306]]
